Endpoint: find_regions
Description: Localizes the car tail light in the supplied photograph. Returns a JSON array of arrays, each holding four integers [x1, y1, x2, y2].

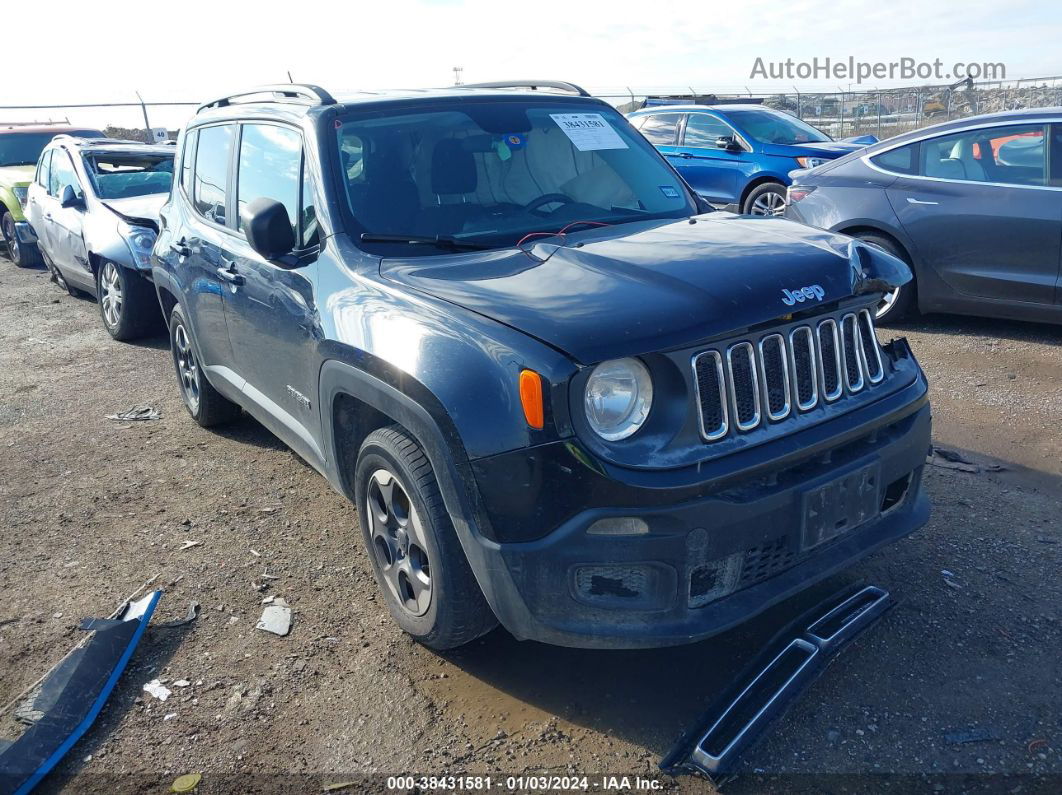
[[786, 185, 816, 204]]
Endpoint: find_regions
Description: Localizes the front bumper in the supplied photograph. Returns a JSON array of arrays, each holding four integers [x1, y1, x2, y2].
[[466, 371, 931, 649]]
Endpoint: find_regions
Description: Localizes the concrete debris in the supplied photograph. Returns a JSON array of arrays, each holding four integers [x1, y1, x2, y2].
[[143, 679, 172, 701], [256, 604, 292, 636], [178, 540, 202, 551]]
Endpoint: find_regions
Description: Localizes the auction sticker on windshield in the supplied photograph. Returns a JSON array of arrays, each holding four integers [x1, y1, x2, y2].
[[550, 113, 629, 151]]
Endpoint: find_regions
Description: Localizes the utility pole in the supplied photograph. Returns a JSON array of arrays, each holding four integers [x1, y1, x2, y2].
[[453, 67, 463, 86]]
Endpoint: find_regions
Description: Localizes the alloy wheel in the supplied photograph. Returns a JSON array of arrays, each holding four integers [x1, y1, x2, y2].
[[750, 191, 786, 216], [366, 469, 433, 617], [100, 262, 123, 328], [2, 215, 18, 261], [173, 323, 201, 412]]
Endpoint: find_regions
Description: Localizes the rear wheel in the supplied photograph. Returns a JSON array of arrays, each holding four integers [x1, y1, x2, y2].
[[168, 303, 240, 427], [743, 183, 787, 216], [355, 426, 496, 649], [98, 260, 157, 341], [853, 233, 916, 324], [2, 211, 42, 268]]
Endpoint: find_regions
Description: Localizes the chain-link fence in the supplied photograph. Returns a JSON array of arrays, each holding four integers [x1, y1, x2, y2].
[[599, 75, 1062, 140], [4, 75, 1062, 143]]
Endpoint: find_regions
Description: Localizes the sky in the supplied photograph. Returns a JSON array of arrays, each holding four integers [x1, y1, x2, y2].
[[5, 0, 1061, 129]]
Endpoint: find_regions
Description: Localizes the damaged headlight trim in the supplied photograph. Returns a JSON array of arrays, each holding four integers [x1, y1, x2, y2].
[[119, 220, 157, 270]]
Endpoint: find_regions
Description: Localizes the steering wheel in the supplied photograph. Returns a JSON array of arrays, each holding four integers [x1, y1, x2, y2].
[[523, 193, 575, 215]]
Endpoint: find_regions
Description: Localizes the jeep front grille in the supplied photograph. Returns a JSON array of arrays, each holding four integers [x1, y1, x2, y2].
[[693, 308, 885, 442]]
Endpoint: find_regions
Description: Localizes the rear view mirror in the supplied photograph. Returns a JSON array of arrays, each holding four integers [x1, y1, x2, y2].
[[60, 184, 82, 209], [715, 136, 741, 152], [241, 197, 295, 262]]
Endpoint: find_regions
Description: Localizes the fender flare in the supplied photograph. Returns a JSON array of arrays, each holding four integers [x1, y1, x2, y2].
[[317, 359, 533, 629]]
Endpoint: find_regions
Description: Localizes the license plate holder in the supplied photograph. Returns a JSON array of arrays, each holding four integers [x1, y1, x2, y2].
[[801, 462, 880, 550]]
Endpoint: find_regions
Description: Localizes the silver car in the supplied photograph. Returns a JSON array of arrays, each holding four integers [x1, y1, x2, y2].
[[785, 108, 1062, 326], [25, 137, 174, 340]]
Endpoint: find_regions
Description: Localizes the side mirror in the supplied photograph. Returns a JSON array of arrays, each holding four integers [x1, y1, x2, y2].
[[60, 184, 82, 209], [241, 197, 295, 262], [715, 136, 742, 152]]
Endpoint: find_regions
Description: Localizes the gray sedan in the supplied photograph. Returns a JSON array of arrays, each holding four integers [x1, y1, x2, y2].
[[785, 109, 1062, 325]]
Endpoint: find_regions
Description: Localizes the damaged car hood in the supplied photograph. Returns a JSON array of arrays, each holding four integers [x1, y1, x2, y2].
[[380, 215, 909, 364], [101, 193, 167, 228]]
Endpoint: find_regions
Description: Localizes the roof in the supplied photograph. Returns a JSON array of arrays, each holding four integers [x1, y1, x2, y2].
[[46, 136, 173, 155], [863, 106, 1062, 153], [190, 81, 604, 124], [629, 104, 780, 114]]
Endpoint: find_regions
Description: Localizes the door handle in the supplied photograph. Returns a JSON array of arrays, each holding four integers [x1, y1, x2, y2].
[[216, 260, 245, 286], [672, 152, 693, 159], [906, 198, 939, 205], [170, 239, 192, 257]]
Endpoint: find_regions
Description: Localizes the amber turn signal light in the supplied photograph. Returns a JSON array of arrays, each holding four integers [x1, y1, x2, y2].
[[519, 369, 544, 429]]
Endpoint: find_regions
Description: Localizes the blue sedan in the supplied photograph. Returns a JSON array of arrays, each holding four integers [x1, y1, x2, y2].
[[627, 105, 871, 215]]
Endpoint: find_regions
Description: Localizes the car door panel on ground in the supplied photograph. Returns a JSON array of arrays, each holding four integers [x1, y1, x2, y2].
[[885, 123, 1062, 305], [222, 121, 325, 469]]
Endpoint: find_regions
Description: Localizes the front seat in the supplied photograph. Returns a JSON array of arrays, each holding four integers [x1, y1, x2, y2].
[[354, 145, 420, 234], [418, 139, 486, 235]]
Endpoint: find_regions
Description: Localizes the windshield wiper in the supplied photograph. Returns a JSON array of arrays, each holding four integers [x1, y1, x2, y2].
[[360, 233, 493, 251]]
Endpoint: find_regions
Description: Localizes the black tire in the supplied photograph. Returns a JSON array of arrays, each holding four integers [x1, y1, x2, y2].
[[355, 426, 496, 649], [853, 232, 916, 324], [2, 210, 42, 268], [97, 260, 158, 341], [168, 303, 240, 427], [742, 182, 787, 216]]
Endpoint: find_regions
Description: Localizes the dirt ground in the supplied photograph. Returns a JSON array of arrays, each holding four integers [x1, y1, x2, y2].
[[0, 256, 1059, 794]]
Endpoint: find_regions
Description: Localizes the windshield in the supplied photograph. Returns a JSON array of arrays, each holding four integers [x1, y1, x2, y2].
[[86, 152, 174, 199], [334, 101, 695, 253], [0, 131, 104, 167], [726, 110, 831, 145]]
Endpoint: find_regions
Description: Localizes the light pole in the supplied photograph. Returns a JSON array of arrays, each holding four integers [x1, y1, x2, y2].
[[453, 67, 463, 86]]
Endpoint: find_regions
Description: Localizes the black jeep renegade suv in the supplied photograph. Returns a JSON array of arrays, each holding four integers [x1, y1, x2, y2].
[[153, 81, 930, 649]]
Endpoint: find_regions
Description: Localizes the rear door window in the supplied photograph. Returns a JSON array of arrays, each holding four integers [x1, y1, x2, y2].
[[193, 124, 235, 225], [637, 114, 682, 146], [920, 125, 1045, 186], [180, 129, 197, 196], [36, 149, 53, 188]]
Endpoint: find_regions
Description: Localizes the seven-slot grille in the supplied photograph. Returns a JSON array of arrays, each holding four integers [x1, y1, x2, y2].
[[693, 308, 885, 441]]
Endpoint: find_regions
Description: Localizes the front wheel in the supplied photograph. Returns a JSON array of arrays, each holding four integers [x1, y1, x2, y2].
[[98, 260, 158, 341], [355, 426, 496, 649], [743, 183, 787, 216], [2, 211, 42, 268]]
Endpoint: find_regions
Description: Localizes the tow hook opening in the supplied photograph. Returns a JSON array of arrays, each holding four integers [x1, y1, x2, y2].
[[880, 472, 913, 514]]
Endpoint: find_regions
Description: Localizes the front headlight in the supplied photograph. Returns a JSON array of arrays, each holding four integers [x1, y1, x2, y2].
[[795, 156, 830, 169], [584, 357, 653, 441], [12, 186, 29, 210], [119, 221, 157, 269]]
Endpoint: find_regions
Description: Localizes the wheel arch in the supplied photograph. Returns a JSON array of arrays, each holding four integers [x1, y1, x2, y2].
[[738, 176, 786, 210]]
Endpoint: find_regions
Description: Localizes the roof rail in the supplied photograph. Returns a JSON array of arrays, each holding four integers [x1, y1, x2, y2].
[[459, 80, 591, 98], [197, 84, 336, 113]]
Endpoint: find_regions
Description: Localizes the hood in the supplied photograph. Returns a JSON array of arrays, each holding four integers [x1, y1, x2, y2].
[[101, 193, 167, 229], [761, 140, 867, 159], [380, 216, 910, 364], [0, 164, 36, 187]]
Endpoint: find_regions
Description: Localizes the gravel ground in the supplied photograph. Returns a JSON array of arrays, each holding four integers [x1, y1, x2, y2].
[[0, 257, 1059, 794]]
